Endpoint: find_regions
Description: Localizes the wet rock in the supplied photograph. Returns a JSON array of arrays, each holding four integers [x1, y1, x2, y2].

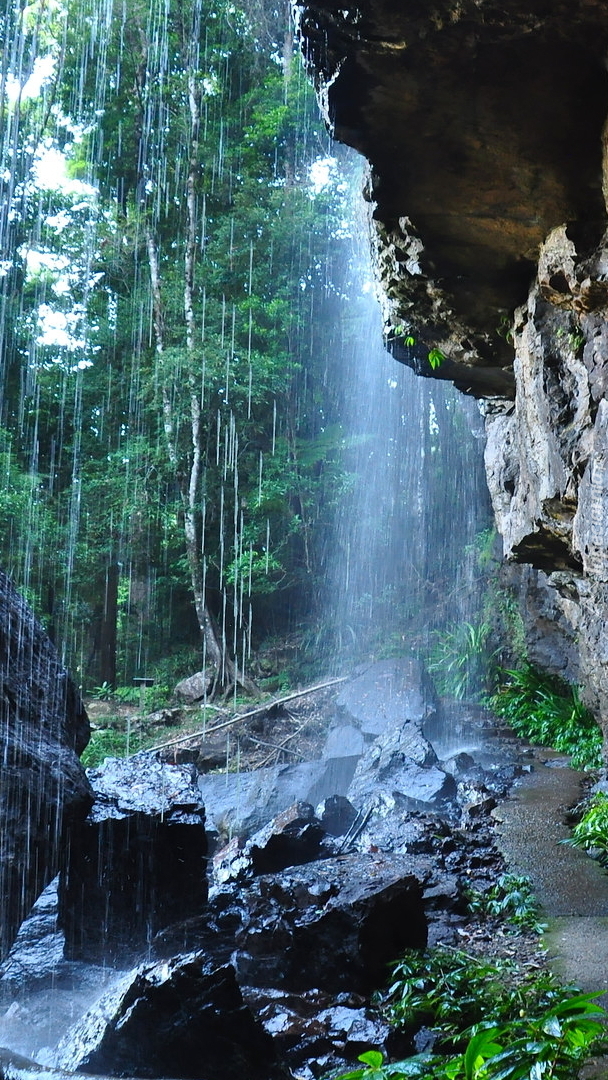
[[51, 954, 288, 1080], [0, 571, 91, 961], [174, 670, 213, 703], [244, 986, 393, 1079], [246, 802, 328, 875], [347, 706, 455, 810], [348, 799, 448, 857], [60, 755, 207, 962], [211, 802, 335, 886], [322, 724, 365, 760], [198, 758, 358, 839], [0, 880, 64, 990], [335, 658, 438, 738], [233, 852, 427, 994], [441, 752, 479, 779], [319, 795, 358, 837]]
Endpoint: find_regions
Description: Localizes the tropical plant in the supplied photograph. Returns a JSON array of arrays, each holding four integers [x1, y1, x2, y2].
[[428, 349, 446, 370], [379, 949, 563, 1048], [465, 874, 546, 934], [328, 1050, 440, 1079], [564, 792, 608, 861], [328, 950, 605, 1080], [427, 621, 496, 700], [489, 665, 602, 769]]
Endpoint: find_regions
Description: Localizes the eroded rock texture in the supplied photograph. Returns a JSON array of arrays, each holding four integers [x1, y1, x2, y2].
[[295, 1, 608, 731], [60, 755, 207, 962], [0, 571, 91, 961]]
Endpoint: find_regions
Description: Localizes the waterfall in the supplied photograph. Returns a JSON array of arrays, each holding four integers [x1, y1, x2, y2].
[[326, 178, 492, 676]]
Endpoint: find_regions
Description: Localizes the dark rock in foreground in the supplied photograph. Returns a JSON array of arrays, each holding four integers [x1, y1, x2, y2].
[[233, 852, 427, 994], [51, 954, 288, 1080], [60, 755, 207, 962], [0, 570, 91, 961]]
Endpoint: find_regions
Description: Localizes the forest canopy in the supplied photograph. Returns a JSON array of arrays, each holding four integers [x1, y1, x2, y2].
[[0, 0, 363, 692], [0, 0, 490, 698]]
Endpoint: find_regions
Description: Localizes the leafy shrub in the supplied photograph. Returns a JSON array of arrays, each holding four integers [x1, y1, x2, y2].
[[80, 727, 145, 767], [427, 622, 497, 701], [379, 949, 563, 1049], [328, 950, 605, 1080], [564, 792, 608, 861], [330, 1050, 439, 1078], [465, 873, 546, 934], [489, 665, 602, 769]]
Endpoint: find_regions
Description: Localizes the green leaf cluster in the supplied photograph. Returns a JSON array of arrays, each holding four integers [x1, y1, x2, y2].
[[465, 874, 546, 934], [564, 792, 608, 861], [427, 621, 497, 701], [328, 949, 605, 1080], [489, 665, 602, 769]]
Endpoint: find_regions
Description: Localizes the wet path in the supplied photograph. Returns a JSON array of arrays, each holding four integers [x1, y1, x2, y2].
[[493, 751, 608, 997]]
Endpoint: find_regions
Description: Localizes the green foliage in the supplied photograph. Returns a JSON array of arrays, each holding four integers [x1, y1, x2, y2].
[[329, 1050, 439, 1079], [427, 621, 496, 700], [489, 665, 602, 769], [465, 874, 546, 934], [428, 349, 446, 370], [91, 681, 114, 701], [112, 685, 141, 704], [380, 949, 563, 1047], [564, 792, 608, 861], [329, 950, 605, 1080], [81, 727, 144, 767], [393, 327, 417, 348], [455, 993, 604, 1079]]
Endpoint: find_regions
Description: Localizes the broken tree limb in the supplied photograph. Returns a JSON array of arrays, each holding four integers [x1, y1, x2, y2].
[[145, 675, 349, 755]]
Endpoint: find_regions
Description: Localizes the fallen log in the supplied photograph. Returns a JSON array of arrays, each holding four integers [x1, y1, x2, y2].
[[146, 675, 349, 756]]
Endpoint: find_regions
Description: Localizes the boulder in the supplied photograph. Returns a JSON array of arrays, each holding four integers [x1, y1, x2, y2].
[[50, 954, 288, 1080], [233, 852, 427, 994], [347, 704, 455, 810], [245, 802, 328, 876], [174, 670, 212, 703], [212, 802, 333, 885], [244, 986, 394, 1079], [0, 570, 91, 961], [198, 758, 358, 840], [334, 658, 438, 738], [319, 795, 358, 837], [0, 879, 64, 990], [60, 754, 207, 961]]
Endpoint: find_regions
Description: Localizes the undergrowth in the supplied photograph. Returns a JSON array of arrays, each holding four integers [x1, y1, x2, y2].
[[427, 621, 497, 701], [80, 727, 147, 767], [489, 664, 602, 769], [328, 948, 605, 1080], [464, 873, 546, 934], [564, 791, 608, 862]]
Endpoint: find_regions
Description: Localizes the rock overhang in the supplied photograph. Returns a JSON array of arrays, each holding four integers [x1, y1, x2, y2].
[[294, 0, 608, 396]]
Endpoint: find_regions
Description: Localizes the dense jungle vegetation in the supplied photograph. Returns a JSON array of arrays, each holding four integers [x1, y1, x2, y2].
[[0, 0, 492, 695]]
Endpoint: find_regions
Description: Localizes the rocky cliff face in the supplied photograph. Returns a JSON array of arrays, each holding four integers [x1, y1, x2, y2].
[[294, 1, 608, 728], [0, 571, 92, 960]]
